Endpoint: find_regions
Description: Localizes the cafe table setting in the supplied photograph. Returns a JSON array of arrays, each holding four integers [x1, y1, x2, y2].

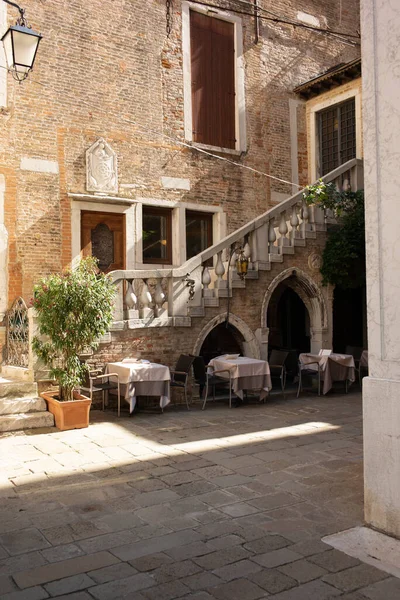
[[106, 358, 170, 413], [299, 351, 355, 395], [207, 354, 272, 402]]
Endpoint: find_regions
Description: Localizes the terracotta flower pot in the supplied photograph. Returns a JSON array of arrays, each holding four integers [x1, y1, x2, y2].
[[41, 390, 91, 431]]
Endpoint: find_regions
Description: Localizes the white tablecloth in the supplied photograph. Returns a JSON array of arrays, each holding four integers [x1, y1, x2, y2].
[[106, 359, 170, 413], [208, 356, 272, 401], [299, 353, 355, 395]]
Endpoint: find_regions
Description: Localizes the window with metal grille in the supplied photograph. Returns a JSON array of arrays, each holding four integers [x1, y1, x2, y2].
[[318, 98, 356, 176], [190, 10, 236, 149]]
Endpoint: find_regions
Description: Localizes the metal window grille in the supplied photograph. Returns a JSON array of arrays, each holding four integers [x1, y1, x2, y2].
[[318, 98, 356, 176]]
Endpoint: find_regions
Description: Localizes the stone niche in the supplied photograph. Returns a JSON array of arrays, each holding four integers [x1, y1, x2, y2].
[[86, 138, 118, 194]]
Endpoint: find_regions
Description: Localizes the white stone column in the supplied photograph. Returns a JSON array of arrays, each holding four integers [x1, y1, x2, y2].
[[361, 0, 400, 538]]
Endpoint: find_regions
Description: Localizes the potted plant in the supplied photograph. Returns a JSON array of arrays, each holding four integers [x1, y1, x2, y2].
[[32, 257, 115, 430]]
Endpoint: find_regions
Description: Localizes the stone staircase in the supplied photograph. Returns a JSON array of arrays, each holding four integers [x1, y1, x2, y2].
[[0, 378, 54, 433]]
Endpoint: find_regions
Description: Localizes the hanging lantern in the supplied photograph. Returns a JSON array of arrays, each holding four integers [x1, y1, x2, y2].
[[235, 248, 248, 280], [1, 3, 42, 82]]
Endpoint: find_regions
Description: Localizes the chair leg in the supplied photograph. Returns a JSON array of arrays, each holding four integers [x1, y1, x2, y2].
[[117, 382, 120, 417], [318, 371, 321, 396], [229, 383, 232, 409], [297, 370, 302, 398], [202, 380, 209, 410], [345, 379, 348, 394], [184, 385, 190, 411]]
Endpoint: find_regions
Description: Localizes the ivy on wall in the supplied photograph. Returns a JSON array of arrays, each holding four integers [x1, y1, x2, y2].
[[303, 181, 365, 289]]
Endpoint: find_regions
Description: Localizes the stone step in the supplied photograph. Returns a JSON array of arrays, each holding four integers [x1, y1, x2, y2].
[[0, 411, 54, 433], [0, 380, 38, 399], [0, 397, 47, 415]]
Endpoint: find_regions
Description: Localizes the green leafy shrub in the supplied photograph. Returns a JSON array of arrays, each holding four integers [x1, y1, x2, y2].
[[303, 181, 365, 289], [32, 257, 115, 401]]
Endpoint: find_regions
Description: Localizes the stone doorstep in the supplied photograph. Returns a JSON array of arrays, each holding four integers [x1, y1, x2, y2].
[[0, 411, 54, 432], [0, 397, 47, 415]]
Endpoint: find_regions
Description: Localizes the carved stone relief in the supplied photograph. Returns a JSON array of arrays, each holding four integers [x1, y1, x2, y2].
[[308, 252, 322, 272], [86, 138, 118, 193]]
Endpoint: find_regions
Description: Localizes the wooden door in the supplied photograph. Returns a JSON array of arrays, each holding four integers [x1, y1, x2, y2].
[[81, 211, 125, 272]]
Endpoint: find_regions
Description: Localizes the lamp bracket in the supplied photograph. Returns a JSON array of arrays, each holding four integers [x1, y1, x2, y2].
[[2, 0, 28, 26]]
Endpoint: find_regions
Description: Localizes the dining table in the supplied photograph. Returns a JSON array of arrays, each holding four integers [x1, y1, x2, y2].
[[208, 355, 272, 401], [106, 359, 170, 413], [299, 352, 355, 395]]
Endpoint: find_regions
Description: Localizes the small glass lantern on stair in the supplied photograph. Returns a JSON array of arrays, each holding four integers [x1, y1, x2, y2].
[[235, 247, 249, 280]]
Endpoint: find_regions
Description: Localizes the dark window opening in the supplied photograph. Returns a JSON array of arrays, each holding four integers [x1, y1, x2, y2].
[[190, 10, 236, 149], [186, 210, 213, 261], [318, 98, 356, 176], [142, 207, 172, 264]]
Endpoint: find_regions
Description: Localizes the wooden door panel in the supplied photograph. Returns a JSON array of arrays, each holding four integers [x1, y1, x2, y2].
[[81, 211, 125, 272]]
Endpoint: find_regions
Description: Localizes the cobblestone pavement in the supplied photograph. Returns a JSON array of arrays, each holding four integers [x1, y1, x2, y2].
[[1, 391, 398, 599]]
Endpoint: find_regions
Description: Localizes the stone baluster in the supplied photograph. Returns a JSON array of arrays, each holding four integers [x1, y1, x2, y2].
[[140, 279, 153, 319], [268, 219, 278, 254], [215, 251, 228, 294], [124, 279, 139, 319], [278, 212, 289, 251], [290, 205, 299, 245], [308, 203, 315, 232], [300, 201, 308, 238], [202, 265, 214, 301], [154, 278, 166, 318]]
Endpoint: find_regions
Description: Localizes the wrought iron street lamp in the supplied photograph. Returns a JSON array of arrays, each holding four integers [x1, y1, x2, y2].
[[226, 241, 250, 327], [1, 0, 42, 81]]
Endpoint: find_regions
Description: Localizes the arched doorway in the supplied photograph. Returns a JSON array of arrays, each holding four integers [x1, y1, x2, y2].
[[199, 322, 243, 364]]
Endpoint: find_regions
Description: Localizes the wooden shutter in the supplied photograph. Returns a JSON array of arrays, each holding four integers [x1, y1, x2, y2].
[[190, 11, 235, 149]]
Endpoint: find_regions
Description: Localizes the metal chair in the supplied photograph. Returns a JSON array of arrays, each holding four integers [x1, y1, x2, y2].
[[170, 354, 195, 410], [192, 355, 232, 409], [269, 350, 289, 396], [297, 360, 321, 397], [81, 368, 121, 416]]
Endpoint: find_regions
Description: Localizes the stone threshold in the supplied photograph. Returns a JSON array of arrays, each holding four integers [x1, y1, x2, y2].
[[323, 526, 400, 579]]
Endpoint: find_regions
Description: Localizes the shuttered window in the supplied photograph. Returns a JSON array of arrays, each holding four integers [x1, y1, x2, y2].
[[318, 98, 356, 176], [190, 10, 236, 149]]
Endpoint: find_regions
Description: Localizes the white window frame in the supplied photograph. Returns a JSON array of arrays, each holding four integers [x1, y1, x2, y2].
[[136, 198, 226, 269], [182, 1, 246, 154], [309, 84, 362, 181]]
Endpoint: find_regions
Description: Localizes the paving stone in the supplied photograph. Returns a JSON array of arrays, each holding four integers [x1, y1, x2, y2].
[[160, 472, 201, 486], [111, 529, 202, 561], [181, 571, 222, 591], [322, 564, 389, 592], [309, 549, 361, 572], [181, 593, 214, 600], [253, 548, 303, 568], [210, 475, 251, 488], [0, 575, 17, 595], [76, 530, 139, 554], [40, 526, 75, 546], [289, 539, 331, 557], [88, 562, 138, 584], [207, 535, 244, 551], [165, 542, 214, 561], [129, 552, 173, 572], [208, 577, 266, 600], [195, 522, 240, 541], [278, 558, 328, 582], [142, 580, 190, 600], [268, 579, 342, 599], [13, 552, 120, 589], [249, 568, 297, 594], [194, 546, 252, 570], [128, 489, 180, 508], [243, 534, 290, 554], [50, 593, 93, 600], [0, 529, 50, 556], [0, 588, 49, 600], [44, 573, 95, 596], [0, 552, 48, 577], [193, 467, 234, 481], [361, 576, 400, 599], [94, 512, 143, 532], [196, 490, 239, 508], [248, 492, 301, 512], [153, 560, 202, 583], [89, 572, 155, 599], [219, 503, 259, 517], [174, 482, 218, 498], [212, 559, 261, 582], [40, 543, 85, 563]]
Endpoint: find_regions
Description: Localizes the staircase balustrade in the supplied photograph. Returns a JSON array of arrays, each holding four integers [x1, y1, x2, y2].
[[109, 159, 363, 329]]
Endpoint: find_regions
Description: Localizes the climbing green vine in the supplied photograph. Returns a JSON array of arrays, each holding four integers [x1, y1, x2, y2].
[[303, 180, 365, 289]]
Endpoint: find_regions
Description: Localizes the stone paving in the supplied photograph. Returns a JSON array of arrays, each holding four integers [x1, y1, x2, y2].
[[0, 390, 398, 599]]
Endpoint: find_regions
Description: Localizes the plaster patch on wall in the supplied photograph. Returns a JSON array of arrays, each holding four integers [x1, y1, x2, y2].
[[161, 177, 191, 190], [297, 11, 320, 28], [20, 158, 59, 174]]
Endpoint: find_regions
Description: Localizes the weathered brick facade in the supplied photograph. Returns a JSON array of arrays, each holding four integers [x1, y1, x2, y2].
[[0, 0, 360, 370]]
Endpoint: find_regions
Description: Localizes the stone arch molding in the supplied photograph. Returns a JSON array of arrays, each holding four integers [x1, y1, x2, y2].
[[193, 313, 260, 359], [261, 267, 328, 334]]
